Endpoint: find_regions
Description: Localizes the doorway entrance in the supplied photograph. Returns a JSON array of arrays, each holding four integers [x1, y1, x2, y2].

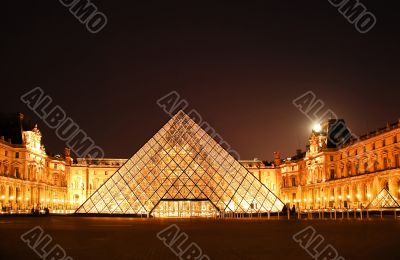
[[151, 199, 218, 218]]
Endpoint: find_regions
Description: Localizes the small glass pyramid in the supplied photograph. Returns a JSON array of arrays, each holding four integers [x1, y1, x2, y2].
[[76, 111, 284, 216], [367, 188, 400, 209]]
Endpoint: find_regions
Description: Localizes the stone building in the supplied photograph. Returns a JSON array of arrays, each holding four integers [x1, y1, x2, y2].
[[68, 158, 126, 208], [0, 113, 68, 211], [280, 119, 400, 210], [1, 112, 399, 213]]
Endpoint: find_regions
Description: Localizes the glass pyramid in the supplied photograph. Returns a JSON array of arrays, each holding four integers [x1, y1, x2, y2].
[[367, 188, 400, 209], [76, 111, 284, 216]]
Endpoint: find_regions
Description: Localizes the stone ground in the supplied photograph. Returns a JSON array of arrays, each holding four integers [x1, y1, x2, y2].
[[0, 216, 399, 260]]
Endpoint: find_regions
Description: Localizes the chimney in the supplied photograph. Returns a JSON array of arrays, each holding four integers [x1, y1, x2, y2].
[[273, 152, 281, 166], [8, 138, 12, 144], [64, 148, 72, 165], [1, 136, 4, 141]]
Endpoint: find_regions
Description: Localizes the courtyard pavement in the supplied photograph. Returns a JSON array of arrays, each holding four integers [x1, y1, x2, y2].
[[0, 216, 399, 260]]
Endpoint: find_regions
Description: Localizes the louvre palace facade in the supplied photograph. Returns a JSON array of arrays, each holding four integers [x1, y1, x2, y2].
[[0, 112, 399, 215]]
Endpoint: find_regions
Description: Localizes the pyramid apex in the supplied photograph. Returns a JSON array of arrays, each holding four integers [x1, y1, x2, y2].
[[174, 110, 188, 116]]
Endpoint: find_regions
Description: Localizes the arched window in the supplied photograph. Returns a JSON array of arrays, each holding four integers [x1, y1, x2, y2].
[[347, 163, 352, 176], [330, 169, 335, 180], [362, 184, 367, 201], [364, 162, 369, 173], [374, 161, 379, 172], [383, 157, 388, 169]]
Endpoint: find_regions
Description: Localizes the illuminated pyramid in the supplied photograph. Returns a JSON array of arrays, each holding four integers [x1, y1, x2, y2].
[[76, 111, 284, 216], [367, 188, 400, 209]]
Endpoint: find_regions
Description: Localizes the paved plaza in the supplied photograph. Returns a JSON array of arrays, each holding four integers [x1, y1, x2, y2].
[[0, 216, 399, 260]]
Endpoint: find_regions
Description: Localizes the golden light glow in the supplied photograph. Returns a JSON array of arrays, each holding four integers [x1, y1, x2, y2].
[[75, 111, 284, 217], [313, 123, 322, 132]]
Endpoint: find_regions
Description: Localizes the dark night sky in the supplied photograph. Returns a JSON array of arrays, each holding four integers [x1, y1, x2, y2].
[[1, 1, 399, 160]]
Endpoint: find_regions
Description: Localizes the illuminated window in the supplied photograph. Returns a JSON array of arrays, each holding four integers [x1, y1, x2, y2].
[[330, 169, 335, 179], [383, 157, 388, 169]]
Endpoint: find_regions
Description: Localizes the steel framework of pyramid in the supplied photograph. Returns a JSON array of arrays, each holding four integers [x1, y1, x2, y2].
[[76, 111, 284, 216], [366, 188, 400, 209]]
